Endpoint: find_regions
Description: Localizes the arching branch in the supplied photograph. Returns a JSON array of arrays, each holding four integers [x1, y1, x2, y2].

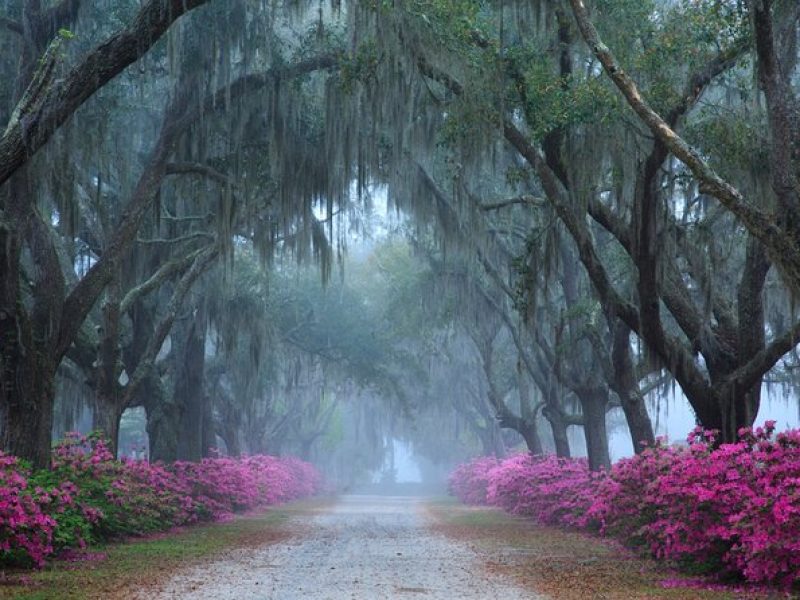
[[121, 244, 219, 408], [0, 0, 211, 187], [567, 0, 800, 292]]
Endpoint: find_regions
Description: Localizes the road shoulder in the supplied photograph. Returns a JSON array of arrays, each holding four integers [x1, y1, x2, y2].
[[424, 498, 763, 600]]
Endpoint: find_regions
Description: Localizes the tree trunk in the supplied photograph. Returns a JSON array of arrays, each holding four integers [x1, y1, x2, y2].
[[519, 422, 543, 455], [578, 392, 611, 471], [702, 386, 762, 445], [517, 366, 544, 454], [0, 173, 59, 468], [490, 422, 506, 458], [93, 274, 123, 456], [618, 391, 655, 454], [140, 371, 178, 463], [2, 353, 56, 469], [542, 406, 571, 458], [215, 386, 243, 457], [611, 322, 655, 453], [299, 437, 315, 461], [201, 396, 216, 457], [175, 300, 207, 461], [92, 402, 123, 459], [220, 422, 241, 457], [146, 397, 181, 462]]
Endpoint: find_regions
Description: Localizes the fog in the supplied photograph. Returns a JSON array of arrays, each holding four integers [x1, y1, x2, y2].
[[3, 0, 798, 490]]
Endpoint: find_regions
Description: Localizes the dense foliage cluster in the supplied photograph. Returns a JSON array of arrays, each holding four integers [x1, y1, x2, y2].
[[0, 433, 321, 568], [449, 423, 800, 588]]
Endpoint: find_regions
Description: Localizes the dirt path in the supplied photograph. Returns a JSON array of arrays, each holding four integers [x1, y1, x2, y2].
[[141, 495, 542, 599]]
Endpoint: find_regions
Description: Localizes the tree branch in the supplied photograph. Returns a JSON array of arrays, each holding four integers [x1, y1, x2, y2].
[[638, 372, 673, 398], [501, 119, 718, 415], [567, 0, 800, 292], [55, 54, 337, 362], [731, 318, 800, 394], [0, 0, 211, 188], [55, 99, 183, 361], [480, 195, 545, 211], [751, 0, 800, 224], [121, 244, 219, 407], [665, 38, 751, 127], [120, 246, 210, 313], [165, 162, 232, 185], [136, 231, 214, 246]]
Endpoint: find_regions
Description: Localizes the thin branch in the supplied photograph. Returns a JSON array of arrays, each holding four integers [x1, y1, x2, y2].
[[5, 37, 61, 135], [165, 162, 232, 185], [161, 211, 212, 222], [200, 54, 338, 118], [480, 195, 544, 211], [120, 246, 209, 313], [666, 38, 751, 127], [639, 372, 672, 397], [121, 244, 219, 407], [136, 231, 214, 246], [732, 319, 800, 394]]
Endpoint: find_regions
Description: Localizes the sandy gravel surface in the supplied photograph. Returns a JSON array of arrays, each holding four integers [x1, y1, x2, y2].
[[142, 495, 542, 599]]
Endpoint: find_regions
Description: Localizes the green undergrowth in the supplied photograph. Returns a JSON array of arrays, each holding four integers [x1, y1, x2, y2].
[[426, 499, 772, 600], [0, 499, 328, 600]]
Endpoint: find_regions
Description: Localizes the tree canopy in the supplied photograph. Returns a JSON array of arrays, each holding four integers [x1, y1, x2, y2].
[[1, 0, 799, 477]]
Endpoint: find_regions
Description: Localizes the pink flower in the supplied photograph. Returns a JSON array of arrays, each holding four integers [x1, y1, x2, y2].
[[449, 421, 800, 589]]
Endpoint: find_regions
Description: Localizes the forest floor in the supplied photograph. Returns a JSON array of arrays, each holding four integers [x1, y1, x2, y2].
[[0, 495, 787, 599]]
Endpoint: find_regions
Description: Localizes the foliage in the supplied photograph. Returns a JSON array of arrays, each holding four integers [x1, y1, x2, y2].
[[486, 453, 600, 528], [0, 433, 321, 568], [447, 456, 498, 504], [449, 422, 800, 588], [0, 453, 58, 567], [508, 48, 617, 141]]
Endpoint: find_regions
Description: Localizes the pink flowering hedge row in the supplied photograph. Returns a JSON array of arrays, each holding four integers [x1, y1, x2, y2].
[[0, 433, 321, 568], [449, 422, 800, 588]]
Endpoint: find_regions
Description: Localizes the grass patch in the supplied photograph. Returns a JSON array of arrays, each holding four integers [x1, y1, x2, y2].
[[0, 498, 328, 600], [426, 499, 772, 600]]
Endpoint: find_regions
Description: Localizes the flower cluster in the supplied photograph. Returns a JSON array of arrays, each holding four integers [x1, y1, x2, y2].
[[447, 456, 498, 505], [449, 422, 800, 588], [170, 454, 322, 518], [0, 433, 321, 568], [486, 453, 600, 528], [0, 453, 57, 567]]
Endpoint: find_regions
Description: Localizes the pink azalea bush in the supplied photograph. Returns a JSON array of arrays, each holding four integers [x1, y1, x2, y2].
[[449, 422, 800, 589], [170, 454, 322, 517], [1, 432, 321, 568], [447, 456, 498, 504], [486, 453, 600, 528], [0, 453, 57, 567]]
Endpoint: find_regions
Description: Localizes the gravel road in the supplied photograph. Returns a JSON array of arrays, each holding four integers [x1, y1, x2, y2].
[[142, 495, 541, 599]]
